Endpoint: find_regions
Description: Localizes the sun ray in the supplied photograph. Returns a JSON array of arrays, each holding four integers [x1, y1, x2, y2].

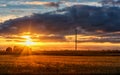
[[21, 35, 34, 46]]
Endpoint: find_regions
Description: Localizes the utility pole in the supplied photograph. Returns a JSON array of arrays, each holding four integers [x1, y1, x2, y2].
[[28, 20, 32, 35], [75, 26, 77, 51]]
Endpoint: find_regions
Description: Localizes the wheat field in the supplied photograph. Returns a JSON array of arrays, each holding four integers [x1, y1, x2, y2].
[[0, 55, 120, 74]]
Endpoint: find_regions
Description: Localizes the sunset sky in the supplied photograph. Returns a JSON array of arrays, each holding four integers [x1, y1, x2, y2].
[[0, 0, 120, 50]]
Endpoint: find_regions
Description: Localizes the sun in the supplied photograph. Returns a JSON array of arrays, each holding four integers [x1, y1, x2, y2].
[[21, 35, 34, 46], [25, 40, 34, 46]]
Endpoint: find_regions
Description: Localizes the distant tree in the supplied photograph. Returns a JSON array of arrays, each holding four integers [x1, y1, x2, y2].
[[13, 45, 32, 55], [13, 46, 23, 53], [6, 47, 12, 52]]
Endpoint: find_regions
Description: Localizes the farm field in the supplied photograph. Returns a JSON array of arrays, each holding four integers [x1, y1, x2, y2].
[[0, 55, 120, 74]]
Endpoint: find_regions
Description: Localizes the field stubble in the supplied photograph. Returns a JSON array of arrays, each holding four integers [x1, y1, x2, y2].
[[0, 55, 120, 74]]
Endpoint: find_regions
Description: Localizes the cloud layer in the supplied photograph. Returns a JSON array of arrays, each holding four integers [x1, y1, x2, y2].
[[0, 5, 120, 43]]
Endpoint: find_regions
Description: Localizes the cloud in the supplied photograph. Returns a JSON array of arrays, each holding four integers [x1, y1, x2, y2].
[[10, 10, 25, 13], [37, 35, 66, 42], [0, 5, 120, 43], [2, 34, 66, 42], [0, 15, 17, 23], [24, 1, 59, 7], [79, 2, 101, 6], [24, 1, 51, 5], [64, 2, 102, 7], [77, 37, 120, 43], [0, 4, 7, 7], [66, 33, 120, 43]]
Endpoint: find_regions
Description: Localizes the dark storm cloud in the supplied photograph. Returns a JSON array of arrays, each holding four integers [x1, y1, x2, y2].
[[0, 13, 73, 35], [0, 5, 120, 43]]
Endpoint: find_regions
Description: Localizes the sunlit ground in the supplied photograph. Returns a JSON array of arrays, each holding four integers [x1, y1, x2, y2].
[[0, 55, 120, 74]]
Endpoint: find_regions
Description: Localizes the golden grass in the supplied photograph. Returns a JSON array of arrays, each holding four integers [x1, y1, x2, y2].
[[0, 55, 120, 74]]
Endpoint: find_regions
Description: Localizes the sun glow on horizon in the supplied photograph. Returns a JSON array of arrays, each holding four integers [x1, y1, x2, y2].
[[21, 35, 34, 46]]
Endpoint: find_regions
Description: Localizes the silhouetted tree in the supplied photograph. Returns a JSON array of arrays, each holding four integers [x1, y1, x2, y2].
[[13, 45, 32, 55], [6, 47, 12, 52], [13, 46, 23, 53]]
